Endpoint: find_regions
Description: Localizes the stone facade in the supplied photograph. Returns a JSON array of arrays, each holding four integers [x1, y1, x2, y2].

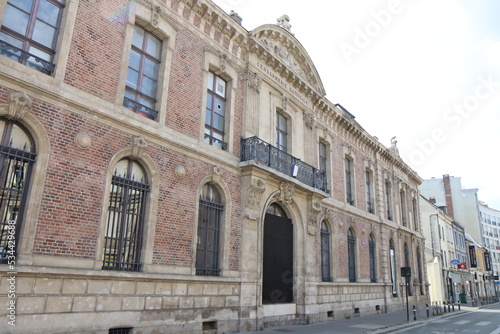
[[0, 0, 428, 333]]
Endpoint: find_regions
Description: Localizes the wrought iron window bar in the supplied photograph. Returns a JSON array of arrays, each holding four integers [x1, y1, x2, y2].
[[123, 97, 159, 120], [204, 133, 228, 151], [241, 136, 328, 193], [0, 40, 55, 75]]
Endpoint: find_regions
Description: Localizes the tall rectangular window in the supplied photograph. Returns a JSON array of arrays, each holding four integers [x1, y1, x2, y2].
[[345, 158, 354, 205], [0, 0, 65, 74], [365, 170, 373, 213], [369, 234, 376, 282], [276, 112, 288, 152], [204, 72, 227, 150], [319, 142, 327, 172], [385, 181, 392, 220], [123, 25, 162, 120], [389, 243, 397, 296], [347, 228, 356, 282], [321, 222, 331, 282], [413, 198, 418, 231], [400, 190, 407, 226]]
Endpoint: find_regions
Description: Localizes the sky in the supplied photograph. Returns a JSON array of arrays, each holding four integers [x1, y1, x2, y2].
[[213, 0, 500, 209]]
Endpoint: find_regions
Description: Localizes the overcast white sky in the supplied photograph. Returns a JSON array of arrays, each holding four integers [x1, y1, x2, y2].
[[214, 0, 500, 209]]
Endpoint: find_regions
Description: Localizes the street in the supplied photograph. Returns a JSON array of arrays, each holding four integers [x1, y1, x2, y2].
[[391, 304, 500, 334]]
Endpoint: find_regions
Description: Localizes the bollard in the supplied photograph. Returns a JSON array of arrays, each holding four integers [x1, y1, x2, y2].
[[448, 302, 451, 313], [413, 305, 416, 321], [452, 302, 455, 312], [426, 304, 429, 318], [458, 301, 461, 311], [444, 301, 447, 313]]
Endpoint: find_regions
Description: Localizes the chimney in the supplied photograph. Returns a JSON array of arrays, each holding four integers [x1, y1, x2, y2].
[[443, 174, 455, 218]]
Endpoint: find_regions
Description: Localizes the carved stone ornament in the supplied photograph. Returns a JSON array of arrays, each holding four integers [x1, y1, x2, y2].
[[307, 201, 322, 227], [174, 165, 186, 179], [246, 178, 266, 210], [131, 136, 147, 160], [212, 166, 222, 183], [0, 91, 32, 121], [277, 14, 292, 34], [220, 53, 227, 71], [276, 181, 295, 205], [151, 5, 162, 28], [282, 94, 288, 111], [246, 70, 261, 92], [75, 132, 92, 150], [389, 136, 400, 157], [304, 112, 314, 129]]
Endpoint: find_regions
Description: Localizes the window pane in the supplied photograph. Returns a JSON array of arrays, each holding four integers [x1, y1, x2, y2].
[[215, 76, 226, 96], [213, 113, 224, 132], [146, 34, 161, 59], [205, 110, 211, 126], [214, 96, 225, 115], [138, 97, 154, 109], [206, 93, 213, 111], [32, 20, 56, 47], [9, 0, 34, 12], [9, 124, 32, 151], [128, 50, 141, 70], [126, 68, 139, 90], [37, 0, 60, 26], [140, 76, 156, 97], [132, 26, 145, 48], [27, 46, 50, 60], [3, 5, 30, 35], [207, 72, 214, 90], [0, 33, 22, 61], [143, 58, 159, 79]]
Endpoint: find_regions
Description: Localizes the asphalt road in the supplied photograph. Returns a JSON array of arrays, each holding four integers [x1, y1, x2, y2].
[[391, 304, 500, 334]]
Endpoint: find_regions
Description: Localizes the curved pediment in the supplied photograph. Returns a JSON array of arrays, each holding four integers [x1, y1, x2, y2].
[[247, 24, 326, 99]]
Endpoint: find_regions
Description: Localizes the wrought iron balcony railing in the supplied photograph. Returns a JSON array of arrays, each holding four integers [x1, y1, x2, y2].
[[123, 97, 159, 120], [241, 136, 328, 193], [0, 40, 55, 75]]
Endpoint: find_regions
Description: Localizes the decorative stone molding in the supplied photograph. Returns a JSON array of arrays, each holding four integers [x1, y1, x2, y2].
[[174, 165, 186, 179], [304, 112, 314, 129], [0, 91, 32, 121], [307, 201, 321, 226], [246, 177, 266, 210], [130, 136, 147, 160], [275, 181, 295, 205], [151, 4, 162, 28], [212, 166, 222, 183], [282, 94, 288, 111], [277, 14, 292, 33], [75, 132, 92, 150], [246, 70, 261, 92], [220, 53, 227, 71]]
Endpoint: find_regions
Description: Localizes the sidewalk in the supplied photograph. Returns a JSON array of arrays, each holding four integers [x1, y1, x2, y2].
[[243, 302, 498, 334]]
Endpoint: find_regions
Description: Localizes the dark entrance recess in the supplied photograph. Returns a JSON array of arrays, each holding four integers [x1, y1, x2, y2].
[[262, 208, 293, 304]]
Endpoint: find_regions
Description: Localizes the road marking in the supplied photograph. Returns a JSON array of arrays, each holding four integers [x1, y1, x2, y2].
[[489, 326, 500, 334], [433, 319, 450, 323], [454, 320, 470, 325], [476, 321, 491, 326]]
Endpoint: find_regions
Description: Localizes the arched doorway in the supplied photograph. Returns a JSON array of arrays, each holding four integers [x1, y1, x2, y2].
[[262, 203, 293, 304]]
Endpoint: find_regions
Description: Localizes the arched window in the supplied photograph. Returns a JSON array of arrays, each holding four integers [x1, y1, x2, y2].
[[196, 183, 223, 276], [321, 221, 332, 282], [369, 233, 376, 282], [0, 119, 36, 262], [417, 247, 424, 295], [347, 228, 356, 282], [103, 158, 149, 271], [389, 239, 397, 296], [404, 242, 412, 296]]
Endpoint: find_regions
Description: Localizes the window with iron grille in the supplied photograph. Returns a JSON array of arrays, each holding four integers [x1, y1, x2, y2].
[[102, 158, 149, 271], [369, 234, 376, 282], [347, 228, 356, 282], [109, 328, 132, 334], [404, 243, 412, 296], [0, 119, 36, 263], [389, 240, 397, 296], [385, 181, 392, 221], [276, 112, 288, 153], [204, 71, 228, 150], [365, 169, 373, 213], [123, 25, 162, 120], [196, 183, 223, 276], [0, 0, 64, 75], [321, 221, 332, 282], [345, 157, 354, 205]]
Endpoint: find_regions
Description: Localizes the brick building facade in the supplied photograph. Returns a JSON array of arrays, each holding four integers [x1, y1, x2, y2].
[[0, 0, 428, 333]]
